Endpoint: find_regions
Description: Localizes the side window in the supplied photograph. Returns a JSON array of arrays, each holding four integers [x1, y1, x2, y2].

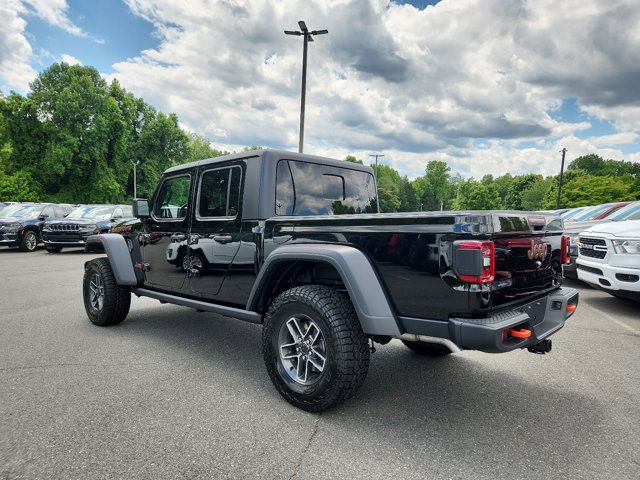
[[41, 206, 55, 218], [153, 175, 191, 220], [198, 166, 241, 218], [112, 208, 123, 218], [275, 160, 378, 216]]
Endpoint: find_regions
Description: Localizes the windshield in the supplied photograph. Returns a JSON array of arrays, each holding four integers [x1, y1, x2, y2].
[[609, 202, 640, 221], [572, 204, 613, 222], [561, 208, 586, 221], [67, 206, 114, 220], [0, 204, 42, 219]]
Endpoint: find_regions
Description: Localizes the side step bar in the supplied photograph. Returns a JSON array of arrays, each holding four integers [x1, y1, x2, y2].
[[132, 288, 263, 324]]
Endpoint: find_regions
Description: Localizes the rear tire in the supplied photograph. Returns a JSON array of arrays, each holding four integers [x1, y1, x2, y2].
[[19, 231, 38, 252], [402, 340, 452, 357], [263, 285, 370, 412], [83, 258, 131, 326], [46, 246, 62, 253]]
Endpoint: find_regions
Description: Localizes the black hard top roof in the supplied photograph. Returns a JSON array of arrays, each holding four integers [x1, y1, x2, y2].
[[164, 149, 373, 174]]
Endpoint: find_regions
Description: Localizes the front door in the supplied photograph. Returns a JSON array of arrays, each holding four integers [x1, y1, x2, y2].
[[141, 172, 192, 292], [188, 164, 243, 299]]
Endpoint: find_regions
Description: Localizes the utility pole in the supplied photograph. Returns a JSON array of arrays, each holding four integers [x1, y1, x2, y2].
[[369, 153, 384, 183], [285, 21, 328, 153], [556, 148, 567, 209], [133, 160, 140, 198]]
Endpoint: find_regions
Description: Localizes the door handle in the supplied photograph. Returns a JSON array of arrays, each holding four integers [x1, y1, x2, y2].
[[211, 234, 233, 244], [171, 233, 186, 242]]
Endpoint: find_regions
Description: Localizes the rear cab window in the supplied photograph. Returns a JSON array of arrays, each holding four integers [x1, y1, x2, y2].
[[275, 160, 378, 216]]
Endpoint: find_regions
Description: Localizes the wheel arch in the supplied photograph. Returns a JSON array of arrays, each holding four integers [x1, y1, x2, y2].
[[85, 234, 138, 286], [248, 244, 401, 336]]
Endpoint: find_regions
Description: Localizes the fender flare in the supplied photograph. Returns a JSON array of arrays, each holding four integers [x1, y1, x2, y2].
[[247, 244, 401, 336], [85, 234, 138, 286]]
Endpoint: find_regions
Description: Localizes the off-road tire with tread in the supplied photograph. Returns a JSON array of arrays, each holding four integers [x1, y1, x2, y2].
[[83, 258, 131, 326], [262, 285, 370, 412], [402, 340, 452, 357]]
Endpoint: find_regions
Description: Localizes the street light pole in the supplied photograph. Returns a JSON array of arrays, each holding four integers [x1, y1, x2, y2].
[[369, 153, 384, 182], [556, 148, 567, 209], [285, 21, 328, 153], [133, 160, 140, 199]]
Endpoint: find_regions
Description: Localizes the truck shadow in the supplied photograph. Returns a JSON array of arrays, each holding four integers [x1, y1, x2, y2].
[[118, 305, 607, 476]]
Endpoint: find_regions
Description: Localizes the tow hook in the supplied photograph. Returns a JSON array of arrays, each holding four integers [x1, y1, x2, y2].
[[527, 339, 552, 355]]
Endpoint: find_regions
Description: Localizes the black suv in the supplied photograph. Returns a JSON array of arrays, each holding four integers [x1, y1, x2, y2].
[[43, 204, 133, 253], [0, 203, 72, 252]]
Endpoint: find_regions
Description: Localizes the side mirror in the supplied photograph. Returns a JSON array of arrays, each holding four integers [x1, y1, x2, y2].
[[39, 214, 49, 221], [133, 198, 150, 219]]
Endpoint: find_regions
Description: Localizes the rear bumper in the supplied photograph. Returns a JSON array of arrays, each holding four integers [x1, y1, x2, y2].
[[400, 287, 579, 353]]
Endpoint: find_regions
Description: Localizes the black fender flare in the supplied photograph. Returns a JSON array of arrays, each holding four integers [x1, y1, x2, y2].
[[247, 244, 401, 336], [85, 234, 138, 286]]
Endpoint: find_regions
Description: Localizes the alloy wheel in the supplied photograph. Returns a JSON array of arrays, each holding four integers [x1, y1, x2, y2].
[[278, 316, 327, 385]]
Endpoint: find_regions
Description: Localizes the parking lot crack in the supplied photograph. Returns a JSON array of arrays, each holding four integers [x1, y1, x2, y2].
[[288, 414, 321, 480]]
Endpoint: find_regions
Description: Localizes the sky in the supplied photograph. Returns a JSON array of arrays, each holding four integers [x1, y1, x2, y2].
[[1, 0, 639, 179]]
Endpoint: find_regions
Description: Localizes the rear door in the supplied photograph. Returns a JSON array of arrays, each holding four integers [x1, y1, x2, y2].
[[188, 163, 243, 299]]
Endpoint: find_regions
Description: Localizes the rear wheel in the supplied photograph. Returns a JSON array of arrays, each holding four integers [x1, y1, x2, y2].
[[19, 231, 38, 252], [402, 340, 452, 357], [83, 258, 131, 326], [263, 285, 370, 412]]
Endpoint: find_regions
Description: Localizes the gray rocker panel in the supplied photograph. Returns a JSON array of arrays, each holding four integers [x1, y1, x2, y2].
[[86, 234, 138, 286], [248, 244, 401, 336]]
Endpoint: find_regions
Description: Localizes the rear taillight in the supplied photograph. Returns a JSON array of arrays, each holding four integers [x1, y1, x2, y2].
[[561, 235, 570, 264], [457, 240, 495, 284]]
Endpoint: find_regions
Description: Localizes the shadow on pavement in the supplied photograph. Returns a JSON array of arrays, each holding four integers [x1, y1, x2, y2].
[[111, 303, 607, 476]]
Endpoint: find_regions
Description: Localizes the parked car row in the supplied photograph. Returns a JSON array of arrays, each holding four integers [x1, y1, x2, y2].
[[547, 201, 640, 302], [0, 202, 133, 253]]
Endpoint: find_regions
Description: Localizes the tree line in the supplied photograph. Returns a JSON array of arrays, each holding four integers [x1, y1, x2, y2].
[[1, 62, 639, 211]]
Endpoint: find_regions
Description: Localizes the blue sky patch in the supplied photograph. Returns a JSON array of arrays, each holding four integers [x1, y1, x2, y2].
[[25, 0, 157, 74]]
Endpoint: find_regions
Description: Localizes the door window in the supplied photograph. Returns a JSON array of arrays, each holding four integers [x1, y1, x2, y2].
[[198, 166, 241, 219], [153, 175, 191, 220]]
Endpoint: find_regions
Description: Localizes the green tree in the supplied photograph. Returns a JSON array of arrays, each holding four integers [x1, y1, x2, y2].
[[186, 133, 226, 161], [520, 177, 553, 211], [453, 179, 501, 210], [345, 154, 363, 164], [503, 174, 543, 210], [414, 160, 453, 210]]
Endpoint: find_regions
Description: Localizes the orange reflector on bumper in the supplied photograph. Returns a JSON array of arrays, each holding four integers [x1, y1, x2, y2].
[[508, 328, 531, 339], [567, 304, 577, 313]]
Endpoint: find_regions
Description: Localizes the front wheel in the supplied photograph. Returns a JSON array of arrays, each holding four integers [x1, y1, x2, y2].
[[83, 258, 131, 326], [262, 285, 370, 412], [19, 231, 38, 252]]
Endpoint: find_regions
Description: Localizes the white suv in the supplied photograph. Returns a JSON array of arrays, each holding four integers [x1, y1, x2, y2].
[[577, 220, 640, 301]]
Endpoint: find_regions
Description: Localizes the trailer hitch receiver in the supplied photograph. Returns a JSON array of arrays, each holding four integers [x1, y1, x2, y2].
[[527, 339, 552, 355]]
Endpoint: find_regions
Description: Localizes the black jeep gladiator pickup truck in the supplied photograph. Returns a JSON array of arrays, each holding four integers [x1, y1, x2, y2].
[[83, 149, 578, 411]]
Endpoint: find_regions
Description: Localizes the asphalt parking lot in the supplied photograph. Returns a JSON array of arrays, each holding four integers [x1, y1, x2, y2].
[[1, 248, 639, 479]]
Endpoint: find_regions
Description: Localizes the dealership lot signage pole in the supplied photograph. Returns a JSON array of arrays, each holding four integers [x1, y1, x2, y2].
[[285, 21, 328, 153], [556, 148, 567, 209]]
